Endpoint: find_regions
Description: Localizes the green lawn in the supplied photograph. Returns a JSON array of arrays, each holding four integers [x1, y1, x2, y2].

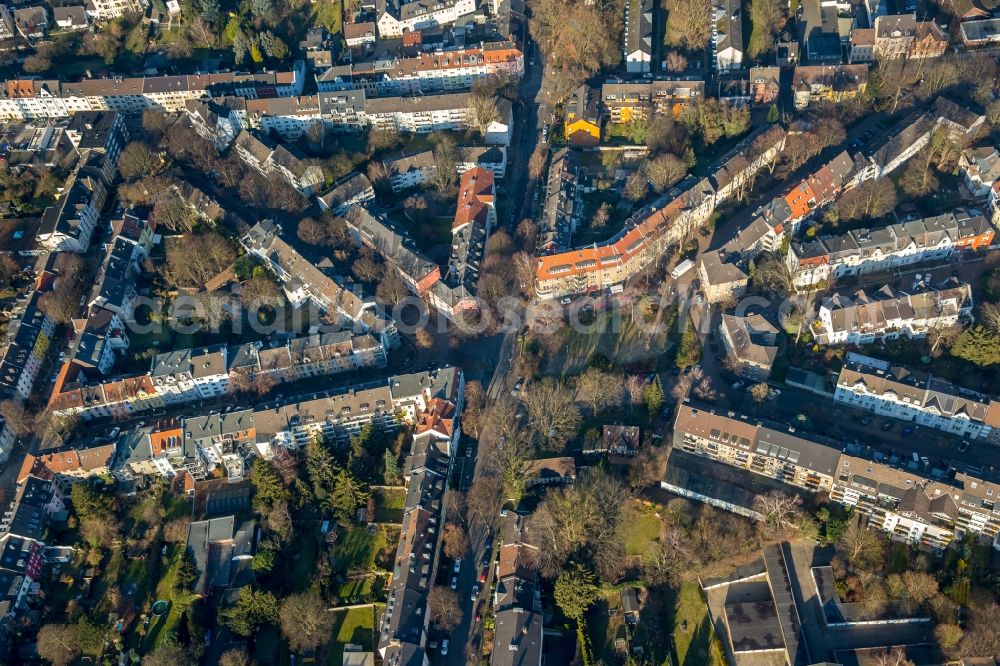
[[670, 582, 725, 666], [326, 605, 381, 665], [545, 310, 673, 376], [373, 488, 406, 523], [312, 0, 343, 37], [333, 526, 388, 602], [622, 503, 662, 563], [139, 545, 185, 653]]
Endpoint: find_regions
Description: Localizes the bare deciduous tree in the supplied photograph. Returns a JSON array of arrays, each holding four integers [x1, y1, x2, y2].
[[428, 587, 462, 631], [522, 378, 582, 451]]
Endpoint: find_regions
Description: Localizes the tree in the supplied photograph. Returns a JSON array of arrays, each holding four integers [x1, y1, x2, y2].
[[71, 483, 112, 519], [576, 368, 623, 415], [521, 378, 581, 451], [174, 549, 197, 593], [554, 562, 599, 620], [901, 571, 938, 605], [529, 145, 547, 179], [0, 255, 21, 288], [643, 375, 665, 415], [38, 289, 79, 324], [753, 490, 802, 533], [527, 470, 625, 580], [165, 232, 236, 288], [118, 141, 159, 182], [223, 587, 280, 636], [376, 273, 410, 306], [36, 624, 81, 666], [838, 178, 897, 222], [143, 635, 195, 666], [934, 623, 963, 654], [951, 326, 1000, 367], [442, 522, 470, 560], [675, 320, 702, 369], [624, 170, 648, 202], [529, 0, 621, 78], [645, 153, 687, 192], [667, 0, 711, 49], [352, 255, 384, 284], [591, 202, 611, 229], [0, 399, 31, 437], [624, 375, 647, 412], [665, 50, 688, 73], [152, 195, 196, 232], [383, 448, 401, 485], [329, 467, 370, 521], [838, 517, 884, 570], [219, 649, 251, 666], [749, 382, 771, 403], [428, 587, 462, 631], [469, 92, 500, 136], [748, 0, 784, 58], [297, 217, 327, 246], [250, 457, 290, 513], [431, 133, 458, 191], [279, 591, 334, 652]]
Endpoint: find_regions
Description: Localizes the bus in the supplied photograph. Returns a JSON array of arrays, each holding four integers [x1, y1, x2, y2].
[[671, 259, 695, 279]]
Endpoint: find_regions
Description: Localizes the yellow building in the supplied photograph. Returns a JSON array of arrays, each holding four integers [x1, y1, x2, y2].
[[564, 84, 601, 146]]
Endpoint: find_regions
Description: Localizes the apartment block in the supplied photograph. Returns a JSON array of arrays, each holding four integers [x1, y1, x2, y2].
[[669, 402, 1000, 551], [835, 353, 1000, 442], [818, 283, 973, 345], [600, 79, 706, 124], [788, 209, 994, 289]]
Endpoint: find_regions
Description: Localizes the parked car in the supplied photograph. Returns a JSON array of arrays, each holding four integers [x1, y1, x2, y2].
[[511, 377, 525, 397], [479, 568, 487, 583], [860, 415, 874, 425], [470, 584, 480, 601], [901, 426, 915, 436], [441, 639, 449, 655], [881, 421, 895, 431], [921, 456, 930, 467], [732, 381, 745, 391], [108, 427, 120, 439], [560, 297, 572, 305], [450, 576, 458, 590], [453, 558, 462, 573], [958, 440, 971, 452]]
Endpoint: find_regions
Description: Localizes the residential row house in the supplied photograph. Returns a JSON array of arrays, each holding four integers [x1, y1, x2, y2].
[[382, 145, 507, 193], [959, 146, 1000, 201], [792, 64, 869, 110], [316, 41, 524, 96], [719, 313, 780, 381], [317, 172, 376, 214], [624, 0, 654, 73], [85, 0, 148, 20], [0, 65, 307, 120], [535, 126, 786, 299], [0, 294, 56, 462], [241, 220, 400, 347], [788, 208, 994, 289], [537, 148, 587, 255], [38, 166, 108, 252], [118, 367, 461, 483], [378, 378, 463, 664], [816, 283, 974, 345], [835, 353, 1000, 443], [669, 402, 1000, 551], [232, 129, 325, 196], [47, 331, 387, 422], [714, 0, 745, 71], [600, 79, 706, 125], [376, 0, 477, 38], [491, 511, 543, 666]]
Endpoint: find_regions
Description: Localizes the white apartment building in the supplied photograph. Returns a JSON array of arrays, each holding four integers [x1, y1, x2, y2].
[[0, 66, 306, 121], [788, 209, 995, 289], [376, 0, 477, 38], [84, 0, 148, 21], [834, 353, 1000, 441], [817, 283, 974, 345]]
